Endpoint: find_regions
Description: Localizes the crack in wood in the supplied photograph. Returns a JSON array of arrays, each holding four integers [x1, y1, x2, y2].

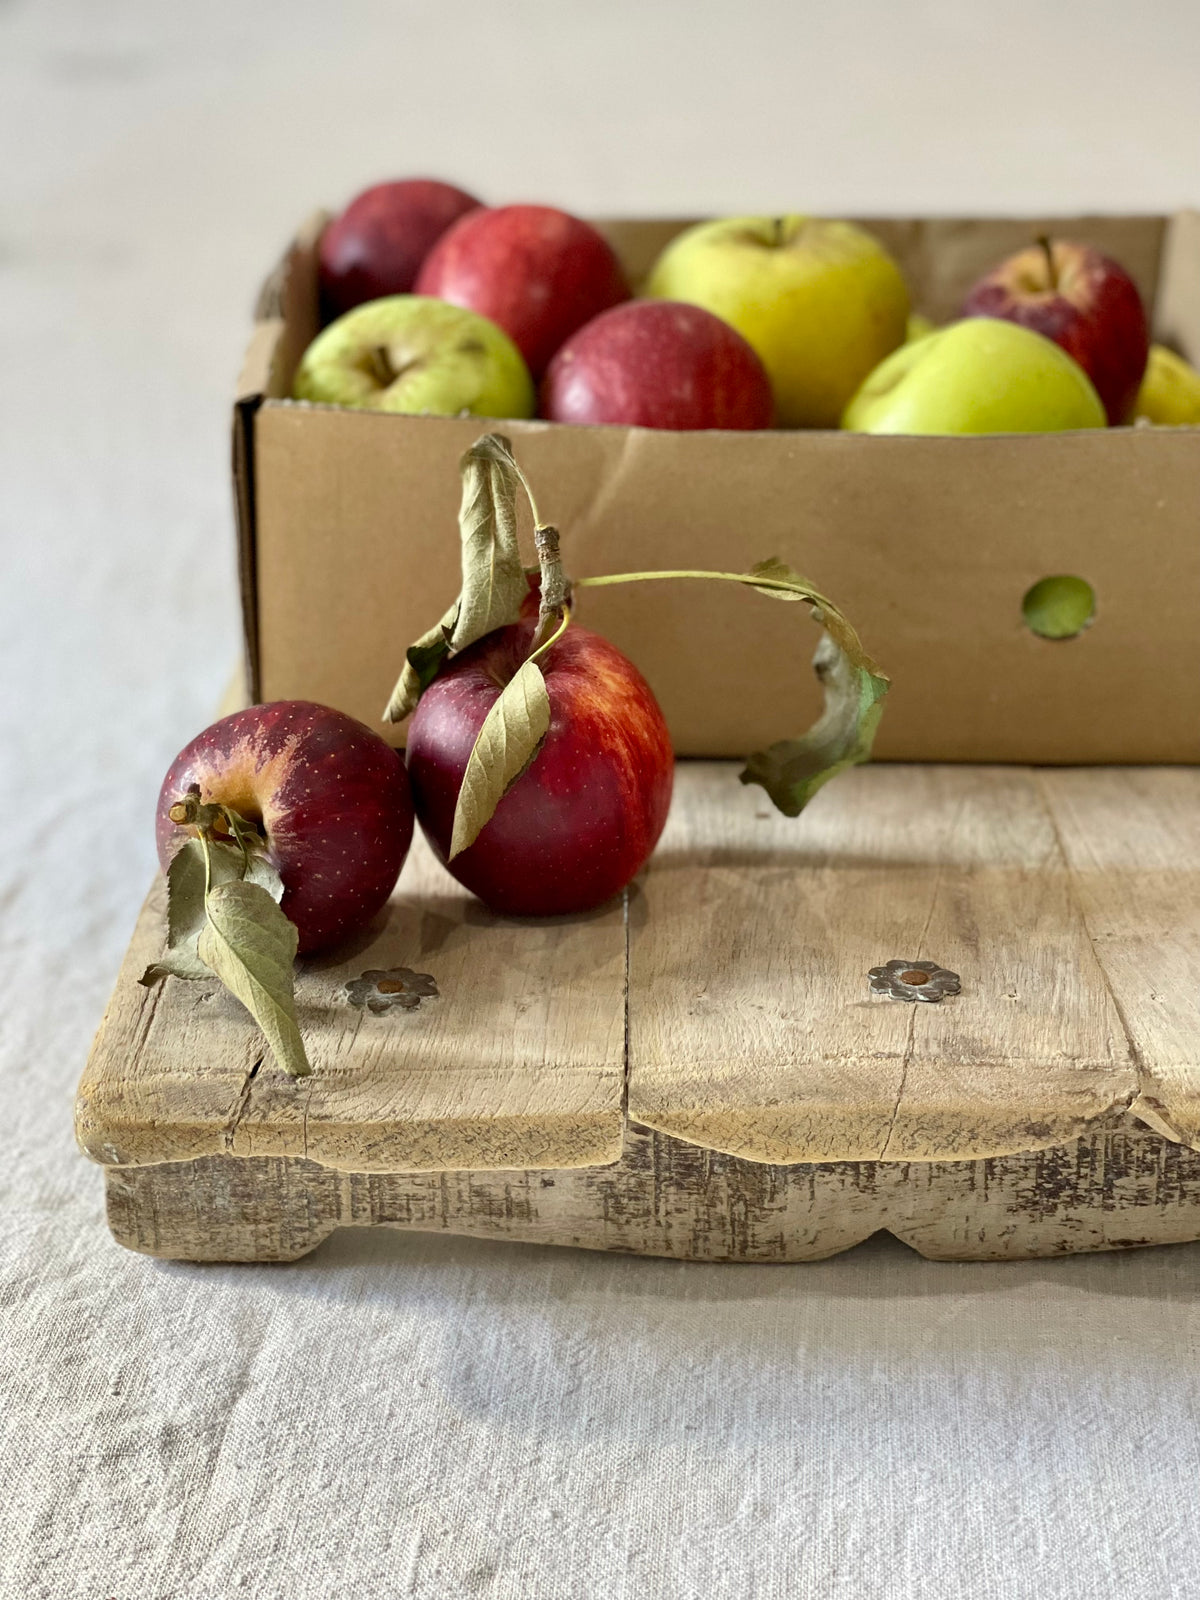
[[1035, 771, 1143, 1090], [878, 809, 952, 1160], [300, 1077, 315, 1160], [223, 1055, 263, 1152]]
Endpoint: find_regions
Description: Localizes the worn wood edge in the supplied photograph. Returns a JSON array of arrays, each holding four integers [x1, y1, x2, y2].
[[76, 884, 255, 1168], [229, 1105, 626, 1173], [629, 1074, 1140, 1166], [80, 1096, 625, 1175], [101, 1115, 1200, 1265], [77, 876, 627, 1173], [1131, 1093, 1199, 1150]]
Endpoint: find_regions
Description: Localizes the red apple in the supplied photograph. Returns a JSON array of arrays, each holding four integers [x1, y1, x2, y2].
[[406, 618, 673, 915], [415, 204, 630, 378], [156, 701, 414, 954], [961, 238, 1149, 425], [540, 300, 775, 429], [318, 179, 482, 320]]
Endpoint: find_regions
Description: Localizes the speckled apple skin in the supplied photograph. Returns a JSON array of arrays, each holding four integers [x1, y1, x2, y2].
[[540, 300, 775, 430], [962, 242, 1149, 425], [155, 701, 414, 955], [415, 204, 630, 378], [407, 621, 674, 917]]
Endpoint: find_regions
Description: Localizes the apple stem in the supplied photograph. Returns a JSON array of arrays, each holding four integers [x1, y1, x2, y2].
[[367, 345, 397, 387], [529, 523, 571, 654], [577, 568, 795, 592], [1036, 234, 1058, 290], [529, 604, 571, 664], [169, 791, 264, 870]]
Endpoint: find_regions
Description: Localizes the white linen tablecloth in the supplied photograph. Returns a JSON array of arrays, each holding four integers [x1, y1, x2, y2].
[[5, 3, 1200, 1595]]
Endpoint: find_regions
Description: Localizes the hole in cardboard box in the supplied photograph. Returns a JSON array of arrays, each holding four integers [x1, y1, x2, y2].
[[1022, 576, 1096, 641]]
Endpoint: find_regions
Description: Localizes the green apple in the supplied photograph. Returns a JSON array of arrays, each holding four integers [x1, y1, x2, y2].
[[293, 295, 535, 417], [905, 312, 936, 343], [841, 317, 1106, 434], [1130, 343, 1200, 425], [644, 216, 908, 428]]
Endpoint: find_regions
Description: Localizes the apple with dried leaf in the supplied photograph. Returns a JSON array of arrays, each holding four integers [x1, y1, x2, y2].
[[145, 701, 415, 1078], [385, 435, 889, 917], [156, 700, 413, 954], [407, 607, 674, 917]]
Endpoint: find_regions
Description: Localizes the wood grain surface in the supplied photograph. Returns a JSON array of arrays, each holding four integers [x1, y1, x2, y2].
[[1041, 768, 1200, 1149], [80, 763, 1200, 1183], [627, 764, 1136, 1162], [104, 1114, 1200, 1264], [76, 827, 628, 1172]]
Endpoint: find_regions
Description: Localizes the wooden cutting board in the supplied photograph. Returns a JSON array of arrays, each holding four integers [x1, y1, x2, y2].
[[77, 761, 1200, 1262]]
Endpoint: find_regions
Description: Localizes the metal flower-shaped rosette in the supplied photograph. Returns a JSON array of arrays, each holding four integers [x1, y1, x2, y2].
[[342, 968, 440, 1015], [868, 959, 961, 1004]]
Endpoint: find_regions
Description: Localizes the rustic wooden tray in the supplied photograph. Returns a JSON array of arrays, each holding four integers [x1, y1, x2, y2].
[[77, 762, 1200, 1263]]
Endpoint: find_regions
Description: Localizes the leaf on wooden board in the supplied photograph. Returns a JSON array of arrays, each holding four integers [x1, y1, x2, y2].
[[383, 601, 460, 723], [196, 879, 311, 1078], [448, 434, 528, 652], [740, 630, 889, 817], [449, 657, 551, 860]]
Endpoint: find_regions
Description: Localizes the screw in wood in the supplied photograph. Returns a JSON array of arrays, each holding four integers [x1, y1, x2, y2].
[[868, 959, 961, 1004]]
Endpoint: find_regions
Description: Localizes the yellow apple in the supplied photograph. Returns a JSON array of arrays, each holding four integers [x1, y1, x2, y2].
[[644, 216, 908, 428], [905, 312, 936, 343], [1129, 344, 1200, 425], [841, 317, 1106, 434]]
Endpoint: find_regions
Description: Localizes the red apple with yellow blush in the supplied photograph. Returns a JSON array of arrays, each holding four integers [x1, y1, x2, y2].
[[962, 238, 1149, 425], [156, 701, 414, 954], [406, 616, 673, 916]]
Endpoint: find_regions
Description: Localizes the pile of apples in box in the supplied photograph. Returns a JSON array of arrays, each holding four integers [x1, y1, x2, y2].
[[297, 177, 1200, 432]]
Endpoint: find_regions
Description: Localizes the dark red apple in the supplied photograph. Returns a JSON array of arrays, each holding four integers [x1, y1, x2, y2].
[[318, 179, 482, 320], [540, 299, 774, 429], [407, 618, 673, 915], [961, 238, 1149, 424], [156, 701, 414, 954], [415, 204, 630, 378]]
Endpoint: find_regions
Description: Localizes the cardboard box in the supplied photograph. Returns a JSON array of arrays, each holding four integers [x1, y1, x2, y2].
[[234, 210, 1200, 763]]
